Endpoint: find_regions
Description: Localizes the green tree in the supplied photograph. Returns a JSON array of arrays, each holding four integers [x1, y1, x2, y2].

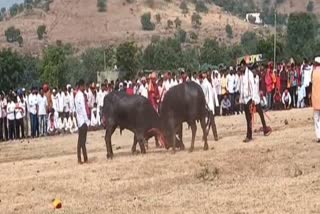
[[141, 12, 155, 30], [81, 47, 115, 75], [97, 0, 107, 12], [116, 42, 141, 78], [195, 1, 208, 13], [37, 25, 46, 40], [40, 44, 70, 87], [9, 4, 19, 16], [287, 13, 317, 60], [19, 55, 41, 89], [240, 31, 258, 54], [174, 17, 182, 28], [175, 29, 187, 43], [191, 13, 202, 28], [5, 26, 21, 43], [226, 24, 233, 39], [0, 48, 24, 91], [180, 1, 188, 14], [200, 39, 225, 65], [24, 0, 33, 10], [307, 1, 314, 12]]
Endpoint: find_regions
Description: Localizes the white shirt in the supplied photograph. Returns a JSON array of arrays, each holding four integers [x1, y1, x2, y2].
[[240, 67, 255, 104], [0, 100, 2, 118], [15, 101, 26, 120], [90, 107, 100, 127], [138, 84, 148, 98], [38, 95, 48, 116], [171, 79, 178, 87], [52, 94, 59, 112], [57, 93, 64, 112], [253, 75, 260, 104], [302, 64, 313, 87], [75, 90, 90, 128], [68, 91, 75, 113], [7, 101, 16, 120], [97, 90, 107, 108], [87, 89, 96, 109], [63, 93, 70, 113], [282, 92, 292, 105], [201, 79, 215, 112], [226, 74, 236, 94], [234, 74, 240, 93], [28, 94, 38, 115]]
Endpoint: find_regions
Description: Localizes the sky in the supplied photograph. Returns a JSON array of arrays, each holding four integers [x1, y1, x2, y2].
[[0, 0, 24, 9]]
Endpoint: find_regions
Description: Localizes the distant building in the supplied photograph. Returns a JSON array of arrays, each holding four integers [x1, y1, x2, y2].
[[245, 13, 263, 24]]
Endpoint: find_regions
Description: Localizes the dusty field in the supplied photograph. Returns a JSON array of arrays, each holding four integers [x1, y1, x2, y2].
[[0, 108, 319, 214]]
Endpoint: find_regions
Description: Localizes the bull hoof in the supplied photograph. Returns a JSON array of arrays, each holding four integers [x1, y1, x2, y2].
[[171, 150, 176, 154], [214, 136, 219, 141], [204, 144, 209, 151], [189, 148, 194, 153], [106, 154, 113, 160], [180, 144, 185, 151]]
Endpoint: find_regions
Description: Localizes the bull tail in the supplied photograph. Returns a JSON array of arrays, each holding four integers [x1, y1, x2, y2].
[[205, 110, 212, 136]]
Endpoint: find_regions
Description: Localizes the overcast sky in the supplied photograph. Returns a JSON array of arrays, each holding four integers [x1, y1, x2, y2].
[[0, 0, 24, 9]]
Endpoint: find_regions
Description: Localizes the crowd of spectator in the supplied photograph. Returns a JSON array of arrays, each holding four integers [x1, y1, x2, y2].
[[0, 58, 314, 142]]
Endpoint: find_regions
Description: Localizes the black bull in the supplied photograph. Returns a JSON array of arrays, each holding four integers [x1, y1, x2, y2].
[[102, 82, 218, 158], [102, 91, 168, 159], [160, 82, 218, 152]]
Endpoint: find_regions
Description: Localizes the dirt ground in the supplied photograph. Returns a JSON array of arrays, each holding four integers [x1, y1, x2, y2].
[[0, 108, 319, 214]]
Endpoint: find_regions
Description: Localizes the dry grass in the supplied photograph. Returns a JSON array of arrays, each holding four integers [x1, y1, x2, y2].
[[0, 108, 320, 213]]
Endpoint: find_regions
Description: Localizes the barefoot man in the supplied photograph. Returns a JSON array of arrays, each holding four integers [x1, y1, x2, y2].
[[312, 57, 320, 143], [75, 79, 90, 164]]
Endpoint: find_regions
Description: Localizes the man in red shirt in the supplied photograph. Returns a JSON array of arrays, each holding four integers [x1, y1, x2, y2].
[[148, 72, 160, 112]]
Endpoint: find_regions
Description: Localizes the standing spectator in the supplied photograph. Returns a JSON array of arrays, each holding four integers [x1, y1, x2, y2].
[[43, 84, 52, 112], [1, 93, 8, 141], [312, 57, 320, 143], [297, 86, 305, 108], [15, 95, 25, 139], [75, 79, 90, 164], [301, 59, 313, 107], [279, 63, 288, 93], [7, 96, 16, 140], [22, 89, 29, 138], [29, 88, 39, 138], [126, 82, 134, 95], [221, 94, 231, 116], [51, 88, 59, 113], [265, 67, 274, 110], [148, 72, 160, 112], [288, 64, 298, 108], [63, 88, 70, 119], [38, 89, 48, 136], [57, 88, 64, 119], [0, 94, 3, 141], [138, 77, 148, 99], [282, 89, 292, 110], [226, 69, 236, 114]]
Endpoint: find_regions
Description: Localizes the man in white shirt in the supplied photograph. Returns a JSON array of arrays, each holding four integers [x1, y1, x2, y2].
[[57, 89, 64, 119], [239, 61, 271, 143], [38, 89, 48, 136], [63, 88, 70, 119], [138, 77, 148, 99], [200, 73, 219, 141], [6, 96, 16, 140], [226, 70, 236, 114], [301, 59, 313, 107], [1, 93, 8, 141], [0, 95, 3, 141], [282, 89, 292, 110], [75, 79, 90, 164], [97, 84, 107, 123], [15, 94, 26, 139], [29, 88, 39, 138]]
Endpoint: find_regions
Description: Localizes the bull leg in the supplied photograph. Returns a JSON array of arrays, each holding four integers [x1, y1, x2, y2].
[[105, 124, 117, 159], [131, 134, 138, 154], [178, 124, 185, 150], [155, 136, 160, 148], [189, 121, 197, 153], [136, 134, 146, 154], [200, 118, 208, 151], [211, 114, 218, 141]]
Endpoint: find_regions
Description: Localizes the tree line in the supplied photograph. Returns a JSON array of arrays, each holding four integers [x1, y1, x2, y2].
[[0, 12, 319, 91]]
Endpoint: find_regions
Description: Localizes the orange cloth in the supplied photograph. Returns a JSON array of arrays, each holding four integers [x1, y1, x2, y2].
[[312, 66, 320, 110]]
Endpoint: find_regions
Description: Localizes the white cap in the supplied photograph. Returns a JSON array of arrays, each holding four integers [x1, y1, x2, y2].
[[52, 89, 56, 93], [22, 88, 26, 92], [119, 82, 123, 87], [315, 56, 320, 64], [66, 84, 71, 89], [96, 83, 100, 88]]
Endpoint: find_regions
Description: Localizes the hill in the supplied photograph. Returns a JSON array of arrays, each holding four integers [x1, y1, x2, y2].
[[0, 0, 267, 55]]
